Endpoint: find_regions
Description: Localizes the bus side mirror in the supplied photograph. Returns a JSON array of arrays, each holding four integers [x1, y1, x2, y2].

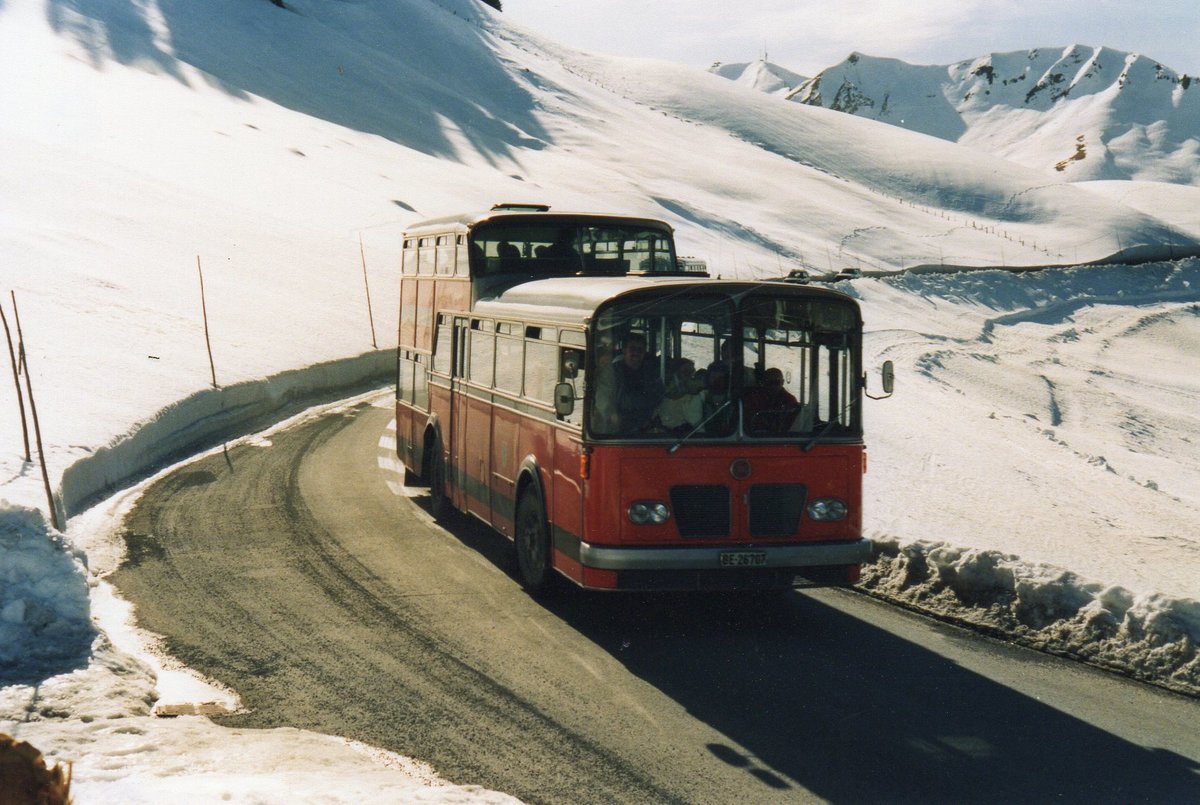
[[866, 360, 894, 400], [554, 382, 576, 417]]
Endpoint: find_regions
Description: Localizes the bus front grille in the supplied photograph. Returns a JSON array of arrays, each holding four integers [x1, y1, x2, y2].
[[748, 484, 807, 537], [669, 483, 807, 539], [670, 485, 730, 538]]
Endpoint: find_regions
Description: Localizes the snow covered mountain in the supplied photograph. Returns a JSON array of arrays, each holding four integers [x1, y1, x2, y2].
[[785, 47, 1200, 184], [707, 58, 806, 96]]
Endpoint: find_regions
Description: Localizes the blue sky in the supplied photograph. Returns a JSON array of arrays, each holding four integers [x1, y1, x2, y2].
[[501, 0, 1199, 77]]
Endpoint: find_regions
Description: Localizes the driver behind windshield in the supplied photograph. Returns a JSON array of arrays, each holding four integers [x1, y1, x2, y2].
[[743, 367, 800, 432], [611, 333, 664, 434]]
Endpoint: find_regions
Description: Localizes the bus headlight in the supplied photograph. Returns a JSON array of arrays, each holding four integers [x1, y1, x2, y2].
[[807, 498, 848, 521], [628, 501, 671, 525]]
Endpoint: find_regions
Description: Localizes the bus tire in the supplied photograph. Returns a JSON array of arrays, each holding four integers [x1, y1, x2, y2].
[[515, 489, 553, 593], [426, 436, 448, 519]]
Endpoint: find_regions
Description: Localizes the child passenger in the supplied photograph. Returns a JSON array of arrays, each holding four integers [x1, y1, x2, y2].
[[655, 358, 704, 430]]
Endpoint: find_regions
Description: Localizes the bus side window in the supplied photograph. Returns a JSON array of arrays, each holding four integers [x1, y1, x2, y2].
[[402, 239, 418, 276], [433, 317, 453, 375], [561, 348, 582, 380], [436, 235, 455, 276], [470, 321, 495, 387], [413, 353, 429, 410], [524, 339, 557, 405], [560, 348, 585, 427], [495, 326, 524, 395], [417, 237, 435, 275], [454, 319, 468, 378], [457, 235, 471, 275], [398, 351, 413, 403]]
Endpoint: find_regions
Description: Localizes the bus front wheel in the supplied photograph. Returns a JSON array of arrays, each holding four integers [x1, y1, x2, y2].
[[515, 490, 553, 593]]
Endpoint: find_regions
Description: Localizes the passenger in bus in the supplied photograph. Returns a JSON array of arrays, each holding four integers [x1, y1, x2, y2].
[[497, 241, 521, 272], [590, 337, 620, 434], [743, 367, 800, 433], [547, 227, 578, 260], [710, 338, 755, 385], [700, 362, 736, 434], [612, 333, 664, 434], [655, 357, 704, 430], [530, 231, 582, 275]]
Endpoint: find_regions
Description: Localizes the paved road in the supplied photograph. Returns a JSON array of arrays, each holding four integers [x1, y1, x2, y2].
[[113, 396, 1200, 804]]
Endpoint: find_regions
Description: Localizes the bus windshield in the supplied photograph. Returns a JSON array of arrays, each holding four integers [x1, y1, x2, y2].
[[589, 289, 861, 442], [472, 219, 677, 277]]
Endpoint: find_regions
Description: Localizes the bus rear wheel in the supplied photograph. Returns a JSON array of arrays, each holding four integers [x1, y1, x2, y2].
[[515, 490, 553, 593]]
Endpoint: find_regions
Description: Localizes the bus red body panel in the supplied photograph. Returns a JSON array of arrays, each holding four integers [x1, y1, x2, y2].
[[581, 444, 862, 547], [394, 206, 876, 593]]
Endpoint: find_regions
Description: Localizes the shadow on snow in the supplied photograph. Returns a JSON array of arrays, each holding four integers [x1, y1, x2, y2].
[[44, 0, 551, 167]]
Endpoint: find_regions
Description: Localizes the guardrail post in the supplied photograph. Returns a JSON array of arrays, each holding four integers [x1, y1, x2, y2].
[[1, 297, 31, 461], [197, 256, 218, 387], [10, 292, 60, 531], [360, 234, 378, 349]]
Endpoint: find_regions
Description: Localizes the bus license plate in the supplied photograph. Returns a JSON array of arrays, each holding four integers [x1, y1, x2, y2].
[[720, 551, 767, 568]]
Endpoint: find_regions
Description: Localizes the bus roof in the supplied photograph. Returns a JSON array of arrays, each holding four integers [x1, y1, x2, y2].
[[402, 207, 675, 239], [470, 275, 862, 328]]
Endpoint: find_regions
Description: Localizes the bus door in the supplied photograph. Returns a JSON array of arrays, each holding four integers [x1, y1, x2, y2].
[[449, 317, 471, 513], [462, 319, 494, 522], [395, 349, 417, 472], [551, 343, 587, 548]]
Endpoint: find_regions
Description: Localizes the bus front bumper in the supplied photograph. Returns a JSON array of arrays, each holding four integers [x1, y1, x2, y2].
[[577, 538, 873, 572]]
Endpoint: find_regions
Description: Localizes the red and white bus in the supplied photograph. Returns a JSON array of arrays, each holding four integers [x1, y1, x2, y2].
[[394, 204, 891, 592]]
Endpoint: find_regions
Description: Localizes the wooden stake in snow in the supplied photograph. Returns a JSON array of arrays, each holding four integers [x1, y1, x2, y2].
[[360, 234, 378, 350], [11, 292, 60, 531], [0, 298, 31, 462], [197, 256, 218, 387]]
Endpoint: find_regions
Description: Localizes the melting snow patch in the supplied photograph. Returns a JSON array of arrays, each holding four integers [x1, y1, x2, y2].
[[0, 505, 96, 686], [860, 538, 1200, 697]]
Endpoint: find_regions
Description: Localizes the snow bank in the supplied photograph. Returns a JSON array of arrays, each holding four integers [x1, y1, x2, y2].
[[3, 346, 391, 685], [1, 567, 518, 804], [58, 350, 392, 518], [0, 505, 93, 686], [1, 368, 530, 802], [862, 539, 1200, 697], [852, 258, 1200, 697]]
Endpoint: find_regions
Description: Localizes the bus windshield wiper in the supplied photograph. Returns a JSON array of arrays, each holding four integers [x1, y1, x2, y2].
[[803, 418, 839, 452], [668, 400, 733, 454]]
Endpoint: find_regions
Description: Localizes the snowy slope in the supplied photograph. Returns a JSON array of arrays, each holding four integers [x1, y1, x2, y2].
[[1, 0, 1198, 800], [525, 43, 1197, 269], [785, 46, 1200, 183]]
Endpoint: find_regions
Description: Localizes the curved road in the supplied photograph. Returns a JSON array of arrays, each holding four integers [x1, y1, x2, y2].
[[113, 396, 1200, 803]]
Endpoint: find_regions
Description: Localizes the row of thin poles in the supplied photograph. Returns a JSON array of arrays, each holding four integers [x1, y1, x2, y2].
[[2, 292, 59, 530], [4, 242, 382, 533], [194, 240, 379, 387]]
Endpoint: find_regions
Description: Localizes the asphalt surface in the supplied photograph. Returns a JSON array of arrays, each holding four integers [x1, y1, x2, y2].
[[113, 397, 1200, 804]]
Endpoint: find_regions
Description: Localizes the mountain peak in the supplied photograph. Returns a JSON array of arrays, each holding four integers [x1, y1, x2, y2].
[[708, 58, 807, 96], [762, 46, 1199, 184]]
